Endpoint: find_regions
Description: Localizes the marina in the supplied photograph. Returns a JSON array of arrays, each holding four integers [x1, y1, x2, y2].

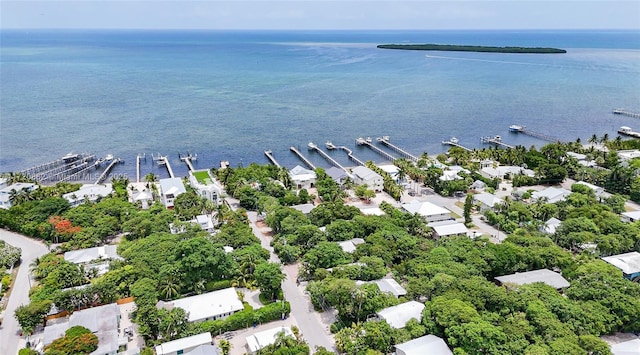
[[481, 135, 514, 149], [308, 142, 349, 172], [289, 146, 316, 170], [613, 109, 640, 119], [356, 137, 397, 162], [509, 125, 559, 142], [376, 136, 419, 163], [618, 126, 640, 139]]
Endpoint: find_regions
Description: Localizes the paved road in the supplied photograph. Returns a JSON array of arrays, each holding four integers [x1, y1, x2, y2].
[[0, 230, 49, 355]]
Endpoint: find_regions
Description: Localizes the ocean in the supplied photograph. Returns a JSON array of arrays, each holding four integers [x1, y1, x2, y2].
[[1, 30, 639, 181]]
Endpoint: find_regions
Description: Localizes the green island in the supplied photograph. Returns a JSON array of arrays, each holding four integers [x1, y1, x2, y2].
[[377, 43, 567, 53]]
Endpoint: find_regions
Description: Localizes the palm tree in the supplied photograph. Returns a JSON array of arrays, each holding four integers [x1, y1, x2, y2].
[[219, 339, 231, 355], [144, 173, 158, 183], [159, 278, 180, 300]]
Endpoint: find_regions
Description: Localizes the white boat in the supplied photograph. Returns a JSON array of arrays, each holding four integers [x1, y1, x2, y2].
[[509, 125, 524, 132], [450, 137, 459, 144], [105, 154, 114, 162]]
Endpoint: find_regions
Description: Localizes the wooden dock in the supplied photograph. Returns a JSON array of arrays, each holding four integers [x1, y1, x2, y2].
[[264, 150, 281, 168], [376, 136, 418, 163], [441, 138, 472, 152], [356, 137, 397, 162], [509, 125, 559, 142], [95, 157, 122, 184], [613, 109, 640, 119], [326, 142, 365, 166], [290, 146, 316, 170], [153, 154, 175, 178], [618, 126, 640, 139], [481, 135, 514, 149], [136, 153, 146, 183], [308, 142, 349, 172], [179, 152, 197, 172], [21, 153, 96, 182]]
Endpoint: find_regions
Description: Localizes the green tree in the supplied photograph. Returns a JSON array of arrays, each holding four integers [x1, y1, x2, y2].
[[254, 262, 285, 301], [14, 300, 52, 335], [463, 194, 473, 225]]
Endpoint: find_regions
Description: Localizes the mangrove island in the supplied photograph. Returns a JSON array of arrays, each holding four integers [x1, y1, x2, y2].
[[377, 44, 567, 53]]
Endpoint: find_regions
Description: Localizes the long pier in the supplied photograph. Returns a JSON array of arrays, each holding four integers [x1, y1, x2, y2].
[[179, 152, 197, 172], [509, 125, 559, 142], [613, 109, 640, 119], [95, 158, 122, 184], [308, 142, 348, 172], [356, 137, 397, 162], [136, 153, 146, 183], [153, 154, 175, 178], [264, 150, 281, 168], [21, 153, 96, 182], [57, 161, 93, 182], [290, 146, 316, 170], [481, 135, 514, 149], [37, 154, 97, 182], [376, 136, 418, 163], [441, 138, 472, 152], [326, 142, 365, 166]]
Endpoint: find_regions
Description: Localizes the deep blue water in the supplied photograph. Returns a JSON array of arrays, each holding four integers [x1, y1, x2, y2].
[[1, 30, 639, 180]]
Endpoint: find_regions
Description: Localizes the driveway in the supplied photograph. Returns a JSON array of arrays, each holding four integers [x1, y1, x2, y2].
[[0, 230, 49, 355]]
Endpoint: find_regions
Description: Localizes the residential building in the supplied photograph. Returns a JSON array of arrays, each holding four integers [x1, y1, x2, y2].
[[610, 338, 640, 355], [64, 245, 123, 277], [159, 178, 187, 209], [480, 165, 534, 180], [495, 269, 570, 290], [429, 221, 469, 238], [541, 217, 562, 234], [602, 252, 640, 281], [395, 334, 453, 355], [157, 287, 244, 323], [470, 180, 487, 191], [0, 182, 38, 209], [473, 192, 503, 212], [621, 211, 640, 223], [189, 170, 222, 204], [290, 203, 315, 215], [132, 189, 154, 210], [376, 301, 425, 329], [337, 238, 366, 253], [401, 201, 452, 223], [617, 150, 640, 162], [574, 181, 605, 196], [351, 166, 383, 192], [155, 332, 216, 355], [63, 184, 113, 207], [378, 164, 400, 182], [359, 206, 385, 216], [531, 187, 571, 204], [289, 165, 316, 190], [246, 326, 293, 354], [369, 278, 406, 298], [325, 166, 351, 186]]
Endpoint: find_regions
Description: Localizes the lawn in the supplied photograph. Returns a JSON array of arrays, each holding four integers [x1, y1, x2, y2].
[[193, 170, 212, 185]]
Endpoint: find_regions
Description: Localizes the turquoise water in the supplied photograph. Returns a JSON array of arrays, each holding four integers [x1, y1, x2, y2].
[[1, 30, 639, 179]]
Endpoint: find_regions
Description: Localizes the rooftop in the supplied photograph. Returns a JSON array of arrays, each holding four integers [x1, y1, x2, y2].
[[473, 192, 503, 207], [531, 187, 571, 202], [290, 165, 316, 179], [429, 222, 469, 237], [157, 287, 244, 322], [246, 326, 293, 353], [63, 184, 113, 204], [372, 278, 406, 297], [337, 238, 366, 253], [602, 252, 640, 275], [290, 203, 315, 214], [376, 301, 425, 329], [395, 334, 453, 355], [159, 177, 187, 196], [325, 166, 349, 181], [351, 166, 383, 181], [610, 338, 640, 355], [402, 200, 451, 217], [155, 332, 213, 355], [359, 206, 385, 216], [621, 211, 640, 220], [495, 269, 570, 289], [64, 245, 122, 264]]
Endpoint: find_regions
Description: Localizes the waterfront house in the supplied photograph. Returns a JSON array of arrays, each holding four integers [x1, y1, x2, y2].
[[155, 332, 217, 355], [376, 301, 425, 329], [289, 165, 316, 190], [621, 211, 640, 223], [351, 166, 384, 192], [157, 287, 244, 323], [395, 334, 453, 355], [531, 187, 571, 204], [159, 177, 186, 209], [428, 221, 469, 238], [378, 164, 400, 182], [132, 189, 154, 209], [0, 182, 38, 209], [495, 269, 570, 290], [170, 214, 215, 233], [189, 170, 222, 204], [602, 252, 640, 281], [325, 166, 350, 186], [473, 192, 503, 212], [246, 326, 294, 354], [401, 200, 452, 223], [63, 184, 113, 207], [480, 165, 535, 181]]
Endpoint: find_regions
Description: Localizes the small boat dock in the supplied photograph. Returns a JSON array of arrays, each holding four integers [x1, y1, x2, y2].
[[179, 151, 198, 172], [153, 154, 175, 178], [290, 146, 316, 170], [326, 141, 365, 166], [356, 137, 397, 162], [308, 142, 348, 172], [618, 126, 640, 139], [509, 125, 559, 142], [376, 136, 418, 163], [441, 137, 472, 152], [264, 150, 281, 168], [136, 153, 146, 183], [613, 109, 640, 119], [20, 153, 96, 182], [481, 135, 514, 149], [95, 156, 123, 184]]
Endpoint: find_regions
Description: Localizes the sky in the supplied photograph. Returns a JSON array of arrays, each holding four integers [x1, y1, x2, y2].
[[1, 1, 639, 30]]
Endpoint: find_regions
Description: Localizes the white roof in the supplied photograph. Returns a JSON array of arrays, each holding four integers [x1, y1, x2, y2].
[[532, 187, 571, 202], [495, 269, 570, 289], [185, 345, 220, 355], [290, 203, 315, 214], [402, 201, 451, 217], [63, 184, 113, 204], [359, 207, 385, 216], [377, 301, 425, 329], [246, 326, 293, 353], [574, 181, 603, 191], [567, 151, 587, 160], [395, 334, 453, 355], [64, 245, 122, 264], [542, 217, 562, 234], [159, 287, 244, 322], [473, 193, 503, 208], [430, 222, 469, 237], [602, 252, 640, 275], [159, 178, 186, 196], [622, 211, 640, 221], [378, 164, 399, 177], [337, 238, 366, 253], [155, 332, 213, 355], [0, 182, 38, 194], [611, 338, 640, 355], [290, 165, 316, 179], [373, 278, 406, 297], [134, 190, 153, 201], [351, 166, 383, 181]]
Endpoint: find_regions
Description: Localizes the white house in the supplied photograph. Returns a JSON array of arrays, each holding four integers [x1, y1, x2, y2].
[[155, 332, 216, 355], [0, 182, 38, 209], [189, 170, 222, 204], [495, 269, 570, 290], [573, 181, 605, 196], [541, 217, 562, 234], [395, 334, 453, 355], [351, 166, 384, 192], [610, 338, 640, 355], [337, 238, 366, 253], [473, 193, 503, 212], [376, 301, 425, 329], [157, 287, 244, 323], [602, 252, 640, 281], [531, 187, 571, 204], [401, 200, 452, 223], [428, 221, 469, 238], [617, 149, 640, 162], [378, 164, 400, 182], [63, 184, 113, 207], [290, 203, 315, 215], [64, 245, 123, 277], [621, 211, 640, 223], [132, 189, 154, 209], [289, 165, 316, 190], [480, 166, 534, 180], [159, 178, 187, 209], [370, 278, 406, 298], [246, 326, 294, 354], [358, 206, 386, 216]]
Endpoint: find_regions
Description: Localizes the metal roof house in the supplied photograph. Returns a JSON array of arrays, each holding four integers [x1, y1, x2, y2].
[[157, 287, 244, 323], [351, 166, 384, 192], [159, 177, 187, 209], [155, 332, 216, 355], [395, 334, 453, 355], [246, 326, 294, 354], [0, 182, 38, 209], [621, 211, 640, 223], [473, 192, 503, 212], [402, 201, 452, 223], [376, 301, 425, 329], [63, 184, 114, 207], [602, 252, 640, 281], [428, 221, 469, 238], [337, 238, 366, 254], [495, 269, 570, 290], [290, 165, 316, 190], [531, 187, 571, 204]]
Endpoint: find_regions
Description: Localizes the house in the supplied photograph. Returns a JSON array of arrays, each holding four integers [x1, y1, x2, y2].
[[157, 287, 244, 323], [574, 181, 605, 197], [358, 206, 386, 216], [617, 150, 640, 162], [376, 301, 425, 329], [63, 184, 114, 207], [480, 165, 534, 180], [351, 166, 384, 192], [473, 192, 503, 212], [325, 166, 351, 186], [378, 164, 400, 182], [495, 269, 570, 290], [602, 252, 640, 281], [470, 180, 487, 191], [189, 170, 222, 204], [401, 201, 452, 223], [439, 170, 463, 182], [64, 245, 123, 277], [290, 203, 315, 215], [42, 303, 121, 355], [531, 187, 571, 204], [132, 189, 154, 210], [0, 182, 38, 209], [159, 178, 187, 209], [428, 221, 469, 238], [337, 238, 366, 253], [246, 326, 294, 354], [395, 334, 453, 355], [621, 211, 640, 223], [541, 217, 562, 234], [155, 332, 216, 355], [610, 338, 640, 355], [370, 278, 406, 298], [289, 165, 316, 190], [173, 214, 216, 233]]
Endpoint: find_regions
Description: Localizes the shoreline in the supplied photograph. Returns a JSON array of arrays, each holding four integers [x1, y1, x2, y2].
[[377, 43, 567, 53]]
